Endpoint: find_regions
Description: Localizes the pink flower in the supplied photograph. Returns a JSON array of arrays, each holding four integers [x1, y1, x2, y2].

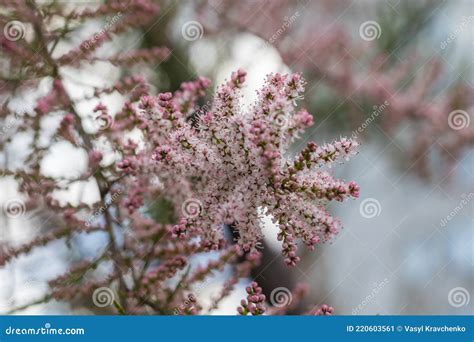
[[237, 281, 266, 315], [144, 71, 359, 266]]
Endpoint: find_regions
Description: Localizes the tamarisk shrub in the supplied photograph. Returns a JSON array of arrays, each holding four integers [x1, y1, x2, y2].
[[0, 0, 358, 315]]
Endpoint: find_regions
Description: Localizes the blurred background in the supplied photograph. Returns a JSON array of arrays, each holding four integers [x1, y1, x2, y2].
[[0, 0, 472, 315]]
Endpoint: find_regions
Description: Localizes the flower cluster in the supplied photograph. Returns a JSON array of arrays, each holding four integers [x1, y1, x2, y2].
[[237, 282, 266, 315], [311, 304, 334, 316], [0, 0, 358, 316], [138, 70, 359, 265]]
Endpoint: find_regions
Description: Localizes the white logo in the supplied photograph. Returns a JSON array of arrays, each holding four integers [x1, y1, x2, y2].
[[96, 114, 114, 130], [448, 287, 470, 308], [270, 287, 292, 307], [92, 287, 115, 307], [448, 110, 470, 130], [3, 199, 26, 218], [359, 21, 382, 41], [4, 21, 26, 41], [181, 198, 203, 219], [181, 21, 204, 41], [359, 198, 382, 218]]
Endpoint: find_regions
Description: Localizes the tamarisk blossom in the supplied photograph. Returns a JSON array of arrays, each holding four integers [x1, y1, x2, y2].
[[0, 0, 358, 315], [310, 304, 334, 316], [237, 281, 266, 315], [139, 70, 359, 266]]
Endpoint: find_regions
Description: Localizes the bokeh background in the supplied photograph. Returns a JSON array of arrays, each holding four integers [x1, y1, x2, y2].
[[0, 0, 472, 315]]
